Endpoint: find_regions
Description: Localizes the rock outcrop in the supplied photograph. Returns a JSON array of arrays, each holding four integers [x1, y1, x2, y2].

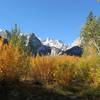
[[26, 33, 42, 56], [63, 46, 83, 57], [51, 47, 63, 56], [37, 45, 51, 56]]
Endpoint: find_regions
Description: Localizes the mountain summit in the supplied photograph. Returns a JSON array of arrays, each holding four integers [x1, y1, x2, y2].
[[42, 38, 65, 49], [0, 28, 83, 56]]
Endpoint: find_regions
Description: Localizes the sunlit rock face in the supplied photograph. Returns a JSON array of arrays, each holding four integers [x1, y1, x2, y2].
[[42, 38, 64, 50], [41, 38, 68, 55], [51, 47, 63, 56]]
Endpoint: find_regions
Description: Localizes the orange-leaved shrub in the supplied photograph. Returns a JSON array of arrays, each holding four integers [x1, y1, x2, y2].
[[30, 55, 79, 86], [0, 45, 29, 80], [52, 56, 79, 86], [30, 56, 57, 85], [0, 44, 100, 97], [72, 55, 100, 95], [30, 55, 100, 96]]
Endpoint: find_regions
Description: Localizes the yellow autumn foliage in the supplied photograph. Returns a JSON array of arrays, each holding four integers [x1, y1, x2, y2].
[[0, 44, 100, 96], [0, 45, 29, 79]]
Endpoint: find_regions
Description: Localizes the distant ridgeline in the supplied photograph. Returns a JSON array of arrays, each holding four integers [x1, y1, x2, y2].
[[0, 29, 83, 57]]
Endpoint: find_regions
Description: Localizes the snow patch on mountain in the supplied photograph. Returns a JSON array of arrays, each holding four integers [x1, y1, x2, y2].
[[42, 37, 67, 50]]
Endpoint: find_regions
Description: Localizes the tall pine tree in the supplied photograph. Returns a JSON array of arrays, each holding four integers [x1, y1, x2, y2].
[[81, 12, 100, 55]]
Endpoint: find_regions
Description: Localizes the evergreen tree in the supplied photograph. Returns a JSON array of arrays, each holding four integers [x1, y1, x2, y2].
[[18, 35, 28, 55], [80, 12, 100, 55], [10, 24, 28, 55], [10, 24, 20, 47]]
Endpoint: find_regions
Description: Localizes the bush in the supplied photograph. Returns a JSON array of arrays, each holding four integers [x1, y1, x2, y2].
[[30, 56, 57, 85], [0, 44, 100, 98], [0, 45, 29, 80], [29, 55, 100, 97]]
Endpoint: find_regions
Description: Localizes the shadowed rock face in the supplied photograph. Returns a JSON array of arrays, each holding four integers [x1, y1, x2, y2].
[[27, 33, 42, 56], [3, 38, 9, 45], [63, 46, 83, 57], [37, 45, 51, 56], [27, 33, 52, 56], [28, 33, 42, 48]]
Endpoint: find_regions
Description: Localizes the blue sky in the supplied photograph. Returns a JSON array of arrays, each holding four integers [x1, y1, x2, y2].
[[0, 0, 99, 44]]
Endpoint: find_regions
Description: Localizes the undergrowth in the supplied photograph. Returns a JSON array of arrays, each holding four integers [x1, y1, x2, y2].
[[0, 45, 100, 98]]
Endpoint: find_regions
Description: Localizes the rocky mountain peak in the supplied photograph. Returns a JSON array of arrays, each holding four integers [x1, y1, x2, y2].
[[42, 37, 65, 49]]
